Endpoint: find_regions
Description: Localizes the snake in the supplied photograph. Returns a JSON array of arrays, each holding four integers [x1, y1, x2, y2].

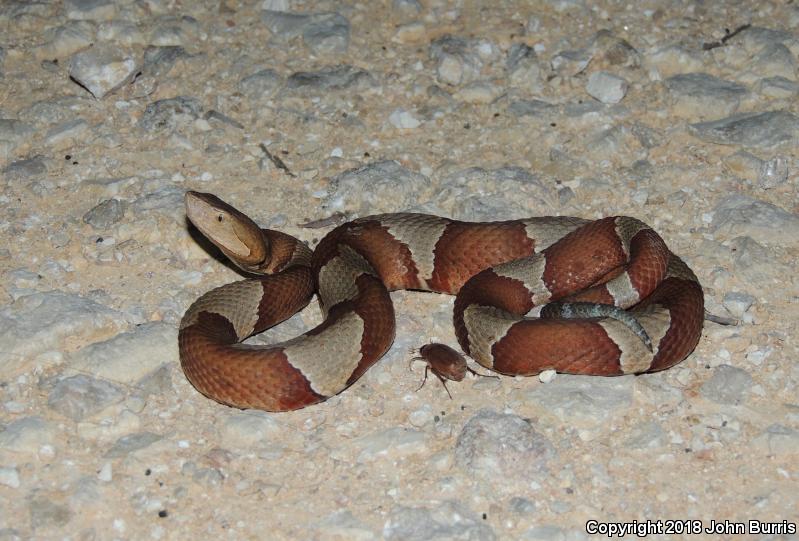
[[179, 191, 704, 411]]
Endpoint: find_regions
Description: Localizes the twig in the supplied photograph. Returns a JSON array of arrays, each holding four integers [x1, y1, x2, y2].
[[298, 212, 348, 229], [702, 23, 751, 51], [704, 311, 738, 326], [259, 143, 296, 178]]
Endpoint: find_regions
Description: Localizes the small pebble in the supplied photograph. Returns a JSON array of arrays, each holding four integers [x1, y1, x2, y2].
[[538, 369, 556, 383], [388, 108, 421, 129], [69, 46, 140, 99], [757, 156, 789, 189], [701, 365, 754, 405], [586, 71, 628, 103], [722, 292, 755, 318], [97, 462, 113, 482], [0, 466, 21, 488]]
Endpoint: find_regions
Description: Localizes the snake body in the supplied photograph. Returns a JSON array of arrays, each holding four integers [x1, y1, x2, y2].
[[179, 192, 704, 411]]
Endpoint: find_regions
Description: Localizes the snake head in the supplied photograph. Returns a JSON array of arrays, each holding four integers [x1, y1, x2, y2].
[[185, 191, 270, 272]]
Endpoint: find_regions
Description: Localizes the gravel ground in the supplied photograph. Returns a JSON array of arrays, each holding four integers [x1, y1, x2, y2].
[[1, 1, 798, 540]]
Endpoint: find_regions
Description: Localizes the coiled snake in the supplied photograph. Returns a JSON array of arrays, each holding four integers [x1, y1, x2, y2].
[[179, 192, 704, 411]]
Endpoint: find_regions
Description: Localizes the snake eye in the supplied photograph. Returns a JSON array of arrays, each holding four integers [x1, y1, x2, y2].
[[217, 215, 224, 222]]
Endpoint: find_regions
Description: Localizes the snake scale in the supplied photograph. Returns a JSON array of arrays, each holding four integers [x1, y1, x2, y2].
[[179, 191, 704, 411]]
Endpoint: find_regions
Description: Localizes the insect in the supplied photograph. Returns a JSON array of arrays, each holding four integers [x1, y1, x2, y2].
[[410, 343, 498, 399]]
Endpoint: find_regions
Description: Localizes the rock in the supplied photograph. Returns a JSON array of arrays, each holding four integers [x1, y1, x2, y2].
[[525, 375, 635, 427], [739, 26, 796, 52], [436, 166, 553, 220], [551, 48, 592, 76], [383, 501, 495, 541], [507, 43, 545, 91], [453, 81, 503, 104], [752, 424, 799, 456], [689, 111, 799, 149], [407, 405, 433, 427], [286, 65, 375, 92], [551, 0, 587, 12], [204, 110, 244, 130], [260, 10, 313, 39], [722, 292, 755, 318], [454, 409, 555, 479], [745, 346, 774, 367], [69, 46, 140, 99], [82, 199, 126, 229], [710, 194, 799, 247], [28, 496, 73, 530], [632, 123, 662, 148], [0, 119, 35, 153], [507, 99, 557, 118], [103, 432, 162, 458], [353, 427, 428, 462], [583, 123, 645, 165], [757, 76, 799, 99], [8, 269, 41, 291], [647, 45, 704, 78], [44, 118, 89, 148], [64, 0, 116, 21], [47, 374, 125, 421], [508, 497, 537, 515], [261, 0, 290, 10], [0, 417, 57, 454], [325, 160, 430, 213], [75, 407, 142, 444], [726, 236, 789, 287], [150, 15, 200, 47], [68, 322, 176, 385], [36, 22, 94, 60], [393, 22, 426, 44], [538, 369, 557, 383], [722, 150, 764, 181], [220, 411, 282, 448], [136, 364, 175, 396], [317, 510, 377, 541], [97, 20, 147, 46], [0, 467, 20, 489], [18, 96, 89, 125], [623, 420, 666, 449], [562, 99, 604, 117], [0, 291, 123, 377], [261, 10, 350, 54], [585, 71, 628, 104], [183, 461, 224, 486], [749, 42, 796, 80], [138, 96, 202, 132], [700, 365, 753, 405], [392, 0, 422, 20], [591, 30, 640, 69], [429, 35, 498, 86], [131, 185, 185, 215], [302, 13, 350, 54], [523, 524, 588, 541], [142, 45, 188, 77], [388, 108, 421, 129], [239, 68, 282, 99], [3, 155, 48, 182], [664, 73, 747, 119], [757, 156, 789, 189]]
